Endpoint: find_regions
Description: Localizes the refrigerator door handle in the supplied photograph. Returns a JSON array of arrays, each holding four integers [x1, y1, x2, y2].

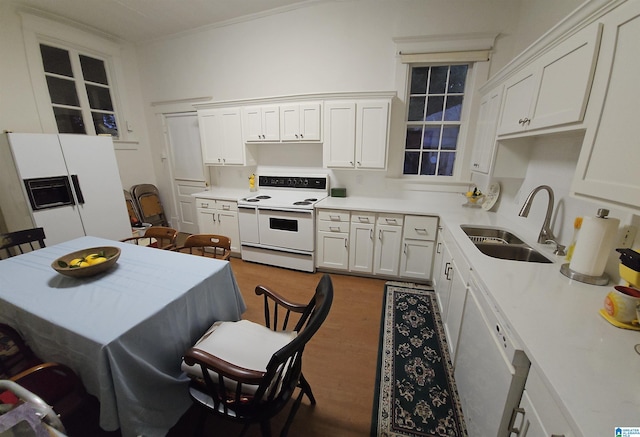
[[70, 175, 85, 205]]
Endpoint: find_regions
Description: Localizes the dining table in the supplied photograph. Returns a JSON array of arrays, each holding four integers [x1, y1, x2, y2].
[[0, 236, 246, 437]]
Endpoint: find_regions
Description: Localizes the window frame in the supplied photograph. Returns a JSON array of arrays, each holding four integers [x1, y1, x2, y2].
[[20, 12, 129, 141], [391, 34, 495, 186], [403, 62, 471, 178]]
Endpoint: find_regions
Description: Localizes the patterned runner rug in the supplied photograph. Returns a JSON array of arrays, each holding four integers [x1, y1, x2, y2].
[[371, 281, 467, 437]]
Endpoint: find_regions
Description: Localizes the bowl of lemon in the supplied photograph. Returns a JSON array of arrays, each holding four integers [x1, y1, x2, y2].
[[52, 246, 121, 278]]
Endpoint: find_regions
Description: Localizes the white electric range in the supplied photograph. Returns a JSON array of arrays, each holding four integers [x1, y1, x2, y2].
[[237, 174, 329, 272]]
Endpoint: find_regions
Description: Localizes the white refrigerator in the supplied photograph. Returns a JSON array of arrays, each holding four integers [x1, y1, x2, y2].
[[0, 133, 131, 245]]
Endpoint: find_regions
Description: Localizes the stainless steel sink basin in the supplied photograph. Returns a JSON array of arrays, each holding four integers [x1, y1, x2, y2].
[[473, 243, 552, 263], [460, 225, 552, 263], [460, 225, 525, 245]]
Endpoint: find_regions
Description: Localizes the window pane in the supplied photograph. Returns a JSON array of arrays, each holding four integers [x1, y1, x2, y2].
[[53, 107, 85, 134], [423, 126, 441, 149], [405, 126, 423, 149], [444, 96, 463, 121], [92, 113, 118, 137], [441, 126, 459, 150], [428, 66, 448, 94], [403, 151, 420, 174], [408, 97, 425, 121], [420, 151, 438, 175], [448, 65, 468, 92], [80, 55, 109, 85], [410, 67, 428, 94], [437, 151, 456, 176], [86, 84, 114, 111], [40, 45, 73, 77], [46, 76, 80, 106], [425, 96, 444, 121]]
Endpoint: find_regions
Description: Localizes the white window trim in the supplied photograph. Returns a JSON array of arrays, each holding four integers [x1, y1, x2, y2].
[[20, 12, 130, 141], [389, 33, 497, 187]]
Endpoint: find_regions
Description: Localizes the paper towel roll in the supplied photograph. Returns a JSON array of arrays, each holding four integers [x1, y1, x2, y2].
[[569, 213, 619, 277]]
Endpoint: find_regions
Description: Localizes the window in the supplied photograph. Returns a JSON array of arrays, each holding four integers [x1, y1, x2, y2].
[[40, 44, 119, 138], [403, 64, 468, 176]]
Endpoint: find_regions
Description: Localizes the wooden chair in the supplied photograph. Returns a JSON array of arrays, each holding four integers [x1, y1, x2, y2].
[[0, 227, 46, 259], [173, 234, 231, 260], [120, 226, 178, 250], [182, 274, 334, 437], [0, 323, 90, 433]]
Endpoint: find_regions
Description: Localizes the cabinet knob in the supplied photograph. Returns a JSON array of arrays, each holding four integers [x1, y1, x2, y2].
[[295, 134, 299, 139], [357, 161, 361, 166], [300, 134, 304, 139]]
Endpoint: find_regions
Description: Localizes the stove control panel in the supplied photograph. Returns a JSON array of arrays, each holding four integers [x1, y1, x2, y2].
[[258, 175, 327, 190]]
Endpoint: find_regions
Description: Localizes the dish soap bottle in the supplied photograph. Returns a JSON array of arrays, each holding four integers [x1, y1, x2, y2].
[[565, 216, 583, 262]]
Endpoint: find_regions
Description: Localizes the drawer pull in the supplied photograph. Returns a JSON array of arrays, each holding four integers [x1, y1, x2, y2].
[[358, 216, 370, 222], [330, 226, 341, 232], [386, 218, 398, 224], [222, 204, 230, 210], [414, 227, 427, 233], [329, 215, 341, 221], [508, 407, 525, 435]]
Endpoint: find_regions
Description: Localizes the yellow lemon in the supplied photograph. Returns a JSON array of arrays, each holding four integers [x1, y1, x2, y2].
[[76, 261, 90, 268], [87, 256, 107, 265], [69, 258, 84, 266]]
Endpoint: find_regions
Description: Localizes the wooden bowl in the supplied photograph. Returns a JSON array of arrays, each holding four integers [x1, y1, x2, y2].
[[51, 246, 121, 278]]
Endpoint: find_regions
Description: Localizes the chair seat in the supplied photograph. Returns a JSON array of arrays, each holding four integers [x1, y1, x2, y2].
[[182, 320, 297, 381]]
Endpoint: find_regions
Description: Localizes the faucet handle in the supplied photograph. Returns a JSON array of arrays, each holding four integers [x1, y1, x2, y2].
[[545, 239, 566, 256]]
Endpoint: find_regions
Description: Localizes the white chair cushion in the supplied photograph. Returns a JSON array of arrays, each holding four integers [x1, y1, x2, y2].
[[182, 319, 297, 380]]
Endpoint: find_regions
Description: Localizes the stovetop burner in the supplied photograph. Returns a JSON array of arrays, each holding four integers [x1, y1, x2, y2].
[[256, 195, 271, 199], [293, 201, 312, 205], [304, 198, 318, 202], [246, 198, 260, 202]]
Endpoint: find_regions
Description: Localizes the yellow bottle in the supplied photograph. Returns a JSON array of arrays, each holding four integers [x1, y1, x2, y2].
[[565, 216, 583, 261]]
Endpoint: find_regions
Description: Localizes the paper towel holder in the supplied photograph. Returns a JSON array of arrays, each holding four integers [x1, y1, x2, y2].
[[560, 263, 609, 286]]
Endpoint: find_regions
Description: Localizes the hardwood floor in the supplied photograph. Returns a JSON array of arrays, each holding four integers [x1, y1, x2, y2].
[[168, 257, 387, 436]]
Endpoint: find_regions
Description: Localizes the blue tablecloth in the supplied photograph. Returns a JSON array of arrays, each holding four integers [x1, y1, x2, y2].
[[0, 236, 246, 437]]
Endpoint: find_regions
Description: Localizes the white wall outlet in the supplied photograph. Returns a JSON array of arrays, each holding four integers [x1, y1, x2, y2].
[[619, 225, 638, 249]]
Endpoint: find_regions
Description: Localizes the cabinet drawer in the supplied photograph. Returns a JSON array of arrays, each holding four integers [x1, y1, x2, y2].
[[317, 209, 350, 222], [376, 214, 403, 227], [403, 215, 438, 241], [318, 221, 350, 233], [351, 212, 376, 224], [196, 198, 215, 210], [216, 200, 237, 212]]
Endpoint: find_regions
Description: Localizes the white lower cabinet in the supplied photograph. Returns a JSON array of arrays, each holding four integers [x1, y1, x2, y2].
[[348, 213, 375, 273], [196, 198, 240, 254], [316, 209, 350, 271], [372, 214, 403, 276], [399, 215, 438, 281], [509, 366, 575, 437]]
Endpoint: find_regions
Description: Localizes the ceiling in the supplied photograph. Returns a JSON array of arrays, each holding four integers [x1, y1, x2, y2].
[[9, 0, 327, 43]]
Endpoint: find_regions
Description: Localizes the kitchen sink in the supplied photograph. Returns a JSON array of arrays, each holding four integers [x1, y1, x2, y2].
[[460, 225, 552, 263], [460, 225, 525, 245], [473, 243, 552, 263]]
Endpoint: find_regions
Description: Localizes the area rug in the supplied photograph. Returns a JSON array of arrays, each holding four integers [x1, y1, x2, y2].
[[371, 281, 467, 437]]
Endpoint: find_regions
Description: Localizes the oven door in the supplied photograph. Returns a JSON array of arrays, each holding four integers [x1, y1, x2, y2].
[[257, 208, 314, 251]]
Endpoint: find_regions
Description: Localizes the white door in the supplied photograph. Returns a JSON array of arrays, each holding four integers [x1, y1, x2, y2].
[[165, 113, 206, 234]]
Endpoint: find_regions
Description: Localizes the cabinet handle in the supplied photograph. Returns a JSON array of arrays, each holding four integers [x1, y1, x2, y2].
[[386, 218, 397, 224], [330, 226, 340, 232], [329, 215, 340, 221], [344, 238, 348, 248], [436, 242, 442, 254], [508, 407, 525, 435], [414, 227, 427, 233], [378, 230, 382, 241], [222, 204, 230, 210], [358, 216, 369, 222], [217, 213, 221, 222], [404, 243, 407, 254], [444, 262, 452, 280], [370, 229, 373, 239]]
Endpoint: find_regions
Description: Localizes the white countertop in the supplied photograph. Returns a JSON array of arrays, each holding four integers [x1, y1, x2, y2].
[[195, 188, 638, 435], [317, 194, 640, 437]]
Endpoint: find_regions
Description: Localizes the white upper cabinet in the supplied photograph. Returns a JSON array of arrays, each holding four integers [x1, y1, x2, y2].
[[323, 99, 391, 169], [497, 22, 602, 136], [571, 0, 640, 211], [243, 105, 280, 142], [280, 103, 321, 142], [470, 87, 502, 174], [198, 107, 247, 166]]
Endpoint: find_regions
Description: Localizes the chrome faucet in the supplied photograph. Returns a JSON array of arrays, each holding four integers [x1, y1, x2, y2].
[[518, 185, 566, 255]]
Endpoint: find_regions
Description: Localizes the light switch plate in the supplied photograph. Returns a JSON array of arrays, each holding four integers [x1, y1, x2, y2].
[[619, 225, 638, 248]]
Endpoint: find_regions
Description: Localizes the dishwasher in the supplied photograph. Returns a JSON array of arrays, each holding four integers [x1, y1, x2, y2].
[[454, 273, 530, 437]]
